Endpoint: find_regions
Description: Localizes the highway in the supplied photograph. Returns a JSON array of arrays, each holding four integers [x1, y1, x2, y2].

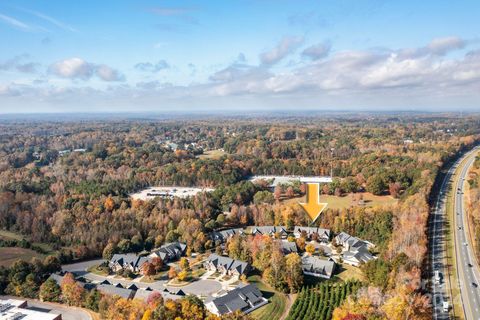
[[430, 146, 480, 320], [453, 148, 480, 319]]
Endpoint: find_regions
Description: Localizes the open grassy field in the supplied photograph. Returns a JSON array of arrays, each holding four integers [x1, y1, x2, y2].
[[249, 275, 288, 320], [197, 149, 226, 159], [0, 247, 45, 267], [0, 230, 25, 241], [334, 263, 366, 282], [0, 229, 54, 254], [285, 192, 398, 210]]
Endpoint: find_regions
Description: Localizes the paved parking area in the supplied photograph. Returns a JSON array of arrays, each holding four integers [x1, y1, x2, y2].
[[169, 279, 222, 296]]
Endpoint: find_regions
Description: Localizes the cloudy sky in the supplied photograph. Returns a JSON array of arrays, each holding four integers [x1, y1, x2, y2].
[[1, 0, 480, 113]]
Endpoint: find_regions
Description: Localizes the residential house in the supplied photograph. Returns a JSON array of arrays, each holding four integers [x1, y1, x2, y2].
[[251, 226, 288, 239], [109, 253, 151, 273], [149, 242, 187, 262], [334, 232, 376, 266], [335, 232, 374, 250], [294, 226, 331, 242], [97, 284, 136, 299], [301, 255, 335, 279], [204, 254, 250, 277], [205, 284, 268, 316], [280, 241, 298, 255], [134, 288, 184, 302], [210, 228, 244, 244]]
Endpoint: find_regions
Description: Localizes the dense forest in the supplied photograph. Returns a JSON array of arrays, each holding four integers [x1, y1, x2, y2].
[[1, 114, 480, 319]]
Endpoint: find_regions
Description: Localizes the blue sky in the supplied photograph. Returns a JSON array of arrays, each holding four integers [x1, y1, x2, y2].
[[0, 0, 479, 113]]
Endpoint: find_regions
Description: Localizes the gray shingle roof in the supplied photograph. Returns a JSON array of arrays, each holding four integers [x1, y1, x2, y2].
[[150, 242, 186, 261], [280, 241, 298, 254], [209, 284, 264, 315], [252, 226, 288, 235], [110, 253, 149, 270], [301, 255, 335, 278], [97, 284, 135, 299], [294, 226, 331, 239], [206, 254, 249, 275]]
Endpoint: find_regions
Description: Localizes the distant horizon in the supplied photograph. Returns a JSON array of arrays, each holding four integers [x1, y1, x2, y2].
[[0, 108, 478, 121]]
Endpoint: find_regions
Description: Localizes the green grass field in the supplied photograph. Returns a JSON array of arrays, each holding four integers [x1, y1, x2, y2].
[[196, 149, 227, 159], [0, 247, 45, 267], [286, 192, 398, 210], [334, 263, 366, 282], [0, 229, 54, 254], [249, 275, 287, 320]]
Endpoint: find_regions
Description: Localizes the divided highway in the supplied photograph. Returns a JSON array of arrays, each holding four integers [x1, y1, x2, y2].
[[430, 146, 480, 320], [453, 148, 480, 319]]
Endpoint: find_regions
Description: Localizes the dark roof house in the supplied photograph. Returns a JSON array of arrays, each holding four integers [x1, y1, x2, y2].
[[301, 255, 335, 279], [205, 254, 250, 276], [205, 284, 268, 316]]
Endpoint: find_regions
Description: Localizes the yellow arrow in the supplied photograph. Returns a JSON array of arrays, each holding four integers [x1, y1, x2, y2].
[[299, 183, 327, 222]]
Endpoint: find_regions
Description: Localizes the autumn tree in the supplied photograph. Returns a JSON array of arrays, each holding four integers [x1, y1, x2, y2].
[[305, 243, 315, 255], [61, 273, 85, 306], [141, 262, 156, 277], [39, 278, 61, 302], [285, 253, 303, 293], [168, 266, 177, 279]]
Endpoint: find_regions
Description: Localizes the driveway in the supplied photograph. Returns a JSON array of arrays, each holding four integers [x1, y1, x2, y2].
[[1, 295, 92, 320], [167, 279, 222, 297], [62, 258, 106, 275]]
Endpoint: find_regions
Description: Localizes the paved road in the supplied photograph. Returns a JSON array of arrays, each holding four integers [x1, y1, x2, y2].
[[430, 150, 459, 320], [62, 258, 223, 298], [1, 295, 92, 320], [453, 148, 480, 319], [430, 146, 480, 320]]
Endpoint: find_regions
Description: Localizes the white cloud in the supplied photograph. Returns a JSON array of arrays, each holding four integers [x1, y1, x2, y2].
[[22, 9, 77, 32], [302, 42, 331, 60], [260, 36, 304, 65], [134, 60, 170, 73], [398, 36, 466, 59], [96, 65, 125, 82], [0, 13, 32, 31], [3, 36, 480, 111], [427, 36, 465, 55], [49, 58, 124, 82], [0, 55, 39, 73], [49, 58, 94, 79]]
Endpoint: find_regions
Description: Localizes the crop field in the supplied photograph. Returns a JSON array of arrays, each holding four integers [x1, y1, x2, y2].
[[0, 247, 45, 267], [285, 281, 361, 320]]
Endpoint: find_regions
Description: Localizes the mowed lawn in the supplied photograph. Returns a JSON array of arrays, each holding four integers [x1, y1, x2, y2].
[[196, 149, 226, 159], [286, 192, 398, 210], [0, 247, 45, 267], [249, 275, 287, 320], [335, 263, 366, 282]]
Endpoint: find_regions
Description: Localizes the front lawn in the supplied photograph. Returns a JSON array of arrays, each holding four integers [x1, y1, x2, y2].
[[248, 275, 287, 320]]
